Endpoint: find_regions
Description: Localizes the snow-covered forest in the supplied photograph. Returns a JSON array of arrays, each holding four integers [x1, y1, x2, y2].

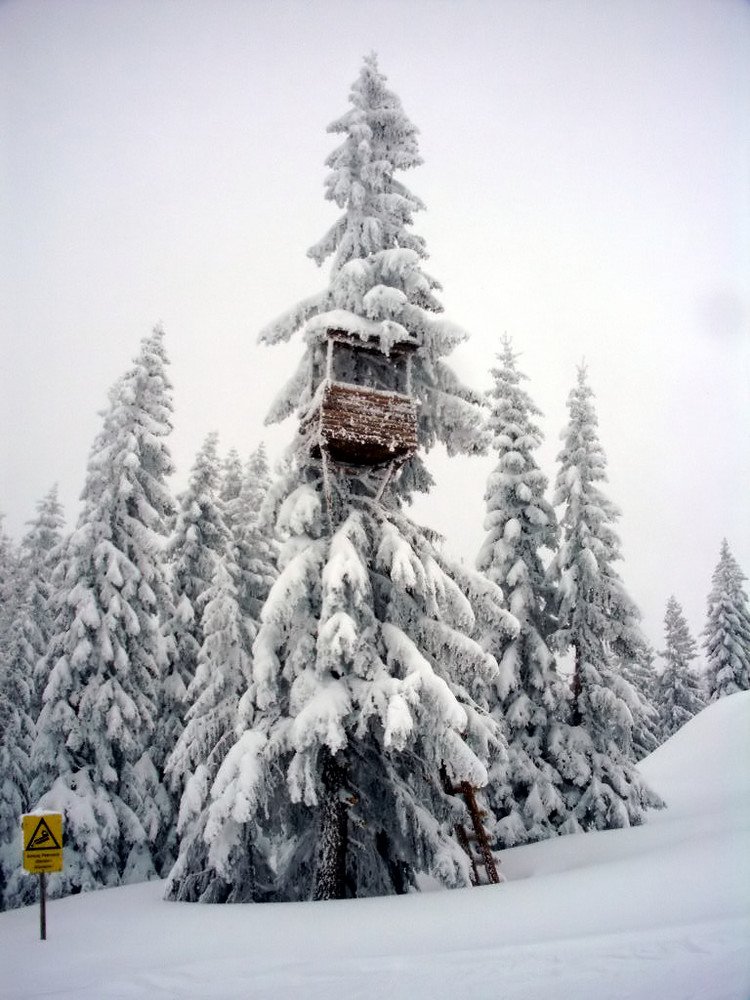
[[1, 55, 748, 916]]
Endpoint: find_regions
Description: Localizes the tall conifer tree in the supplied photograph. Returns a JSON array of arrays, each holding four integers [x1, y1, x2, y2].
[[546, 366, 660, 831], [476, 336, 571, 845], [657, 595, 705, 738], [0, 515, 16, 631], [703, 540, 750, 699], [618, 640, 661, 761], [26, 327, 176, 896], [168, 54, 516, 904], [0, 520, 34, 909], [220, 449, 245, 517], [0, 486, 67, 906], [17, 486, 65, 718], [0, 617, 35, 909], [166, 555, 252, 851], [162, 433, 234, 796], [166, 445, 278, 898], [224, 444, 278, 626]]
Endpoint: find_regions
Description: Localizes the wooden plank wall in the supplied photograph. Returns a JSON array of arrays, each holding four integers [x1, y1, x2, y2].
[[319, 383, 418, 464]]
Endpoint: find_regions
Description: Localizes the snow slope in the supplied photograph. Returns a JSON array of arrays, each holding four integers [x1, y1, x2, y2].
[[2, 692, 749, 1000]]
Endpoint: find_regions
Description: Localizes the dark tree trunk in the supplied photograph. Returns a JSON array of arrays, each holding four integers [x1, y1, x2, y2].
[[571, 644, 583, 726], [313, 750, 349, 900], [375, 830, 409, 895]]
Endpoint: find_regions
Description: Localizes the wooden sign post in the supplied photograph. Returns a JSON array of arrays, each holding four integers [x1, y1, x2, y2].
[[22, 813, 63, 940]]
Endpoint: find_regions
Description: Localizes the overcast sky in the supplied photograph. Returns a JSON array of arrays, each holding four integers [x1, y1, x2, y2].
[[1, 0, 748, 649]]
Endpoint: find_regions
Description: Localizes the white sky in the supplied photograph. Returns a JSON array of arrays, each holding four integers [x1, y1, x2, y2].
[[1, 0, 748, 648]]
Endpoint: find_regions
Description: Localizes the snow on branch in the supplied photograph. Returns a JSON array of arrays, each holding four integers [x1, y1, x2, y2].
[[258, 292, 329, 345], [276, 485, 324, 539], [317, 610, 359, 668], [264, 356, 311, 426], [423, 554, 475, 631], [381, 622, 466, 734], [441, 727, 488, 789], [288, 677, 351, 754], [208, 730, 268, 827], [321, 516, 371, 611]]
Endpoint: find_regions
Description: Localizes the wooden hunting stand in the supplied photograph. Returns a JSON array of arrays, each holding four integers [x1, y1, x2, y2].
[[301, 325, 419, 512]]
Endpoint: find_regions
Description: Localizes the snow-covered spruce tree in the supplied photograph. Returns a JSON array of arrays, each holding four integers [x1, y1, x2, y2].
[[165, 443, 279, 895], [0, 519, 35, 910], [703, 540, 750, 700], [220, 448, 245, 516], [546, 365, 660, 832], [16, 486, 65, 719], [0, 614, 36, 910], [162, 432, 234, 796], [223, 444, 278, 626], [165, 554, 254, 889], [475, 336, 572, 845], [0, 487, 66, 904], [0, 514, 16, 630], [657, 596, 705, 739], [167, 54, 517, 904], [618, 639, 661, 760], [25, 326, 177, 897], [0, 490, 64, 909]]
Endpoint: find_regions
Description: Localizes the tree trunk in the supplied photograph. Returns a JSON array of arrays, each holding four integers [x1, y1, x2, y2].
[[313, 750, 349, 900], [571, 644, 583, 726]]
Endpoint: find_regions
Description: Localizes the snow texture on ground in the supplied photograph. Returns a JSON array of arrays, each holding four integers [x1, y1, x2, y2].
[[2, 691, 749, 1000]]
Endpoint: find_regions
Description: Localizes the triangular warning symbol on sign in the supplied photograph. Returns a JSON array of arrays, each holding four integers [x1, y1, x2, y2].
[[25, 817, 62, 851]]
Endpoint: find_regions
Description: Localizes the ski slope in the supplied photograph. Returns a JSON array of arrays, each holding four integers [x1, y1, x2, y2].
[[3, 692, 749, 1000]]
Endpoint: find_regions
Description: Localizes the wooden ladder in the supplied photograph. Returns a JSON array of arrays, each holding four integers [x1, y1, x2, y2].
[[441, 769, 502, 886]]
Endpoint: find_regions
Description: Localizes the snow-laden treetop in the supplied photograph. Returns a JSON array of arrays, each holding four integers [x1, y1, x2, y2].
[[259, 54, 484, 477], [308, 50, 428, 275]]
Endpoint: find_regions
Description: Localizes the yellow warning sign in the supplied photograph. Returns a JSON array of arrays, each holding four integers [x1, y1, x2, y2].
[[22, 814, 63, 873]]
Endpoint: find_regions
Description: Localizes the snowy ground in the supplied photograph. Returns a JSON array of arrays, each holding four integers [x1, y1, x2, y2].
[[3, 692, 749, 1000]]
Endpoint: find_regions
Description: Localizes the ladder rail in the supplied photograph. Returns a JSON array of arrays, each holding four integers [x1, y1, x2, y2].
[[440, 767, 501, 886]]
